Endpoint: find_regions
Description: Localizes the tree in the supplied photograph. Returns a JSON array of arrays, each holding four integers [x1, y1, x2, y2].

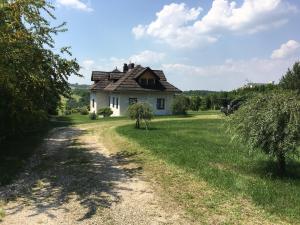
[[280, 61, 300, 93], [227, 90, 300, 175], [202, 95, 212, 110], [172, 95, 190, 115], [190, 96, 202, 111], [128, 103, 153, 129], [0, 0, 80, 140]]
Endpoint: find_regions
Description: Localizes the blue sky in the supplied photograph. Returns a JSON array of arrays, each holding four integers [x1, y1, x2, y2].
[[53, 0, 300, 91]]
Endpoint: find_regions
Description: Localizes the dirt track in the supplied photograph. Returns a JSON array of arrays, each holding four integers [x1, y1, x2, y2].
[[0, 127, 190, 225]]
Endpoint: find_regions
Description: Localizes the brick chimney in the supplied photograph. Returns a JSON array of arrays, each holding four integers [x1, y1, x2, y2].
[[128, 63, 135, 70], [123, 63, 128, 73]]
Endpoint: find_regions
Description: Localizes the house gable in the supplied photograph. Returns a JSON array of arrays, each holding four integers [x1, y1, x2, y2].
[[90, 65, 181, 93], [135, 68, 164, 90]]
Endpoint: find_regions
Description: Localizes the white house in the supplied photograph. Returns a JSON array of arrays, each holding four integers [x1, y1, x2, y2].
[[90, 63, 181, 116]]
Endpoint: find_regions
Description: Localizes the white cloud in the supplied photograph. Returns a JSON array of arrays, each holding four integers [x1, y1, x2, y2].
[[102, 50, 165, 69], [133, 0, 296, 48], [56, 0, 93, 12], [82, 59, 95, 68], [271, 40, 300, 59], [129, 50, 165, 65], [132, 25, 146, 39], [162, 57, 299, 90]]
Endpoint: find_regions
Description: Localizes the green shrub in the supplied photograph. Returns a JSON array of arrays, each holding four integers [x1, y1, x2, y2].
[[98, 107, 113, 117], [80, 106, 89, 115], [89, 112, 97, 120], [21, 110, 48, 133], [64, 110, 71, 115], [172, 95, 190, 115], [71, 108, 79, 113], [127, 103, 153, 129]]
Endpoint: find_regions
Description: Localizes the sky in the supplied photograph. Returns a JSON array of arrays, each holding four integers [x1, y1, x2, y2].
[[52, 0, 300, 91]]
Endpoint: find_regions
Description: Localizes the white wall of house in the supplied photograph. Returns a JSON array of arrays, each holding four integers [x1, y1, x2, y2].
[[109, 94, 121, 116], [90, 91, 109, 113], [118, 92, 174, 116], [91, 91, 175, 116]]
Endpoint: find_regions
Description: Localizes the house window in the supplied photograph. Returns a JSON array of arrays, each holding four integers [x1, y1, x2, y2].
[[112, 97, 115, 107], [157, 98, 165, 110], [92, 99, 95, 108], [140, 79, 147, 86], [129, 98, 137, 105], [139, 78, 156, 87], [116, 97, 119, 109], [148, 79, 155, 86]]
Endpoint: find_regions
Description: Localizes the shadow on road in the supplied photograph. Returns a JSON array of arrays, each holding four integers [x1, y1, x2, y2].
[[0, 127, 141, 221]]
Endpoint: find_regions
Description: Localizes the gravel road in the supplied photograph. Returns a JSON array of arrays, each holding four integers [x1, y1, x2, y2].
[[0, 127, 190, 225]]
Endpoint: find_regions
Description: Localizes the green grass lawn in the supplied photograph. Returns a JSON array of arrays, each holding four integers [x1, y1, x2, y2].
[[52, 113, 126, 125], [116, 115, 300, 223]]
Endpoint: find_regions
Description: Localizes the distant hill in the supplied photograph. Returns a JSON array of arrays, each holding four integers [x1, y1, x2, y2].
[[70, 83, 90, 90], [183, 90, 220, 96]]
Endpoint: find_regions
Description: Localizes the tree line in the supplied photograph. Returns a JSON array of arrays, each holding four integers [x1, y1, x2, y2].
[[182, 83, 278, 112]]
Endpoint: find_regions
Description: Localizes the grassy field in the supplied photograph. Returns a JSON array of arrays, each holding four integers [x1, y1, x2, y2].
[[2, 111, 300, 223], [116, 112, 300, 223]]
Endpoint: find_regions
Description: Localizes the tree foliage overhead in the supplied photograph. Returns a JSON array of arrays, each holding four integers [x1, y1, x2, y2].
[[227, 90, 300, 174], [0, 0, 80, 140]]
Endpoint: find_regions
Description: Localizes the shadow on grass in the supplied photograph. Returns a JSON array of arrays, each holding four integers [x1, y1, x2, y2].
[[248, 159, 300, 180], [0, 128, 51, 186], [0, 127, 141, 221], [0, 116, 77, 186], [133, 127, 160, 131]]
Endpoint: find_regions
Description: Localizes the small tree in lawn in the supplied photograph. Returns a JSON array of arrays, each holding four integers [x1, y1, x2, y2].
[[227, 90, 300, 175], [128, 103, 154, 129]]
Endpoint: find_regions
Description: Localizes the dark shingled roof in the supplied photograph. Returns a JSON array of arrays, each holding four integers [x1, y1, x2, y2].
[[91, 65, 181, 93], [111, 68, 121, 73]]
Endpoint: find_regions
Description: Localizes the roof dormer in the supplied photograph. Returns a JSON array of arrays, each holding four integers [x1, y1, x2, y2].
[[134, 67, 163, 89]]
